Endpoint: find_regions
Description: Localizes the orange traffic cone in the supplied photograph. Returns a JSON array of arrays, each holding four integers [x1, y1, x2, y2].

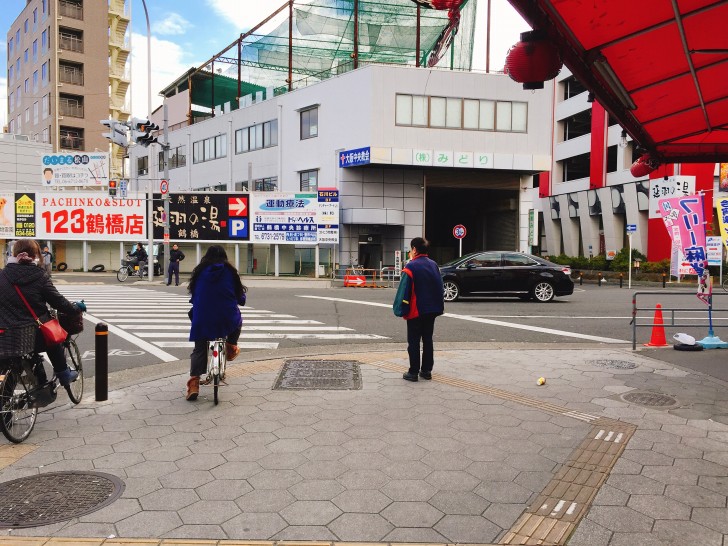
[[644, 303, 669, 347]]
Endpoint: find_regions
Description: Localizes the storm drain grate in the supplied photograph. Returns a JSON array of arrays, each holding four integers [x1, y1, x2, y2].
[[0, 471, 124, 528], [274, 359, 362, 390], [589, 359, 638, 370], [621, 391, 679, 408]]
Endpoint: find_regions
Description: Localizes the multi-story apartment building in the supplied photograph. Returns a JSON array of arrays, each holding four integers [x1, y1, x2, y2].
[[5, 0, 130, 177]]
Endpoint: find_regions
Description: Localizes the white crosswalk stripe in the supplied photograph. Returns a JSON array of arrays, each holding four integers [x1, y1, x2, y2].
[[59, 285, 388, 358]]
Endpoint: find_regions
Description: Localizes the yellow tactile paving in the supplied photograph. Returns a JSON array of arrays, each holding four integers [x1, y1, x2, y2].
[[0, 443, 37, 470]]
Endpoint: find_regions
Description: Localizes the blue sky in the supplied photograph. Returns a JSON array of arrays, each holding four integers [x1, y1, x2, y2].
[[0, 0, 528, 128]]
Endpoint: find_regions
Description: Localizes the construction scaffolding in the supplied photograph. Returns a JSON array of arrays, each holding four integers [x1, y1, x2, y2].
[[162, 0, 477, 124]]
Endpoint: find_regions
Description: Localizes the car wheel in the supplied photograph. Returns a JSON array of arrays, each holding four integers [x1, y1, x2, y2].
[[531, 281, 555, 302], [443, 280, 460, 302]]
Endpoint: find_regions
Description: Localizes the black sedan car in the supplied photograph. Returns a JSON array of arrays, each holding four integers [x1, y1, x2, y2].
[[439, 251, 574, 302]]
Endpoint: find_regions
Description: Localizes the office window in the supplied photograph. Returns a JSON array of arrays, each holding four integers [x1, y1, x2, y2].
[[33, 101, 38, 125], [395, 94, 412, 125], [24, 78, 29, 93], [42, 127, 49, 143], [8, 37, 13, 55], [300, 106, 318, 139], [395, 94, 428, 126], [16, 85, 21, 105], [15, 59, 20, 74], [159, 145, 186, 169], [445, 97, 462, 128], [42, 93, 49, 118], [41, 61, 48, 85], [8, 119, 14, 133], [32, 40, 37, 63], [463, 99, 479, 129], [42, 0, 47, 14], [16, 115, 21, 133], [16, 30, 20, 47], [607, 145, 618, 173], [430, 97, 446, 127], [41, 30, 47, 53], [235, 119, 278, 153], [33, 9, 37, 31], [24, 19, 28, 33], [23, 49, 28, 64], [8, 65, 13, 85], [254, 177, 277, 191], [137, 156, 149, 176], [25, 108, 29, 123], [32, 71, 38, 93], [512, 102, 527, 132], [192, 134, 227, 163], [300, 169, 318, 192], [8, 92, 13, 112], [496, 101, 512, 131]]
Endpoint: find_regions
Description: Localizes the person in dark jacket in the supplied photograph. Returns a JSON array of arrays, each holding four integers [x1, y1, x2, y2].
[[0, 239, 83, 386], [128, 243, 147, 275], [166, 244, 185, 286], [393, 237, 444, 382], [186, 245, 247, 401]]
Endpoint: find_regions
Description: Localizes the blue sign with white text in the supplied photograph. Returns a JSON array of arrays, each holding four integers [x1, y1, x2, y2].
[[339, 147, 371, 168]]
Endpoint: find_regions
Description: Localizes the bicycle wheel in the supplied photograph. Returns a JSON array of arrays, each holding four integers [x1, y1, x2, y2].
[[117, 266, 129, 282], [0, 365, 38, 444], [723, 277, 728, 293], [64, 339, 83, 404]]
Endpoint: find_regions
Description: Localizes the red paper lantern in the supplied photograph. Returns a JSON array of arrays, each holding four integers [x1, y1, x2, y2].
[[505, 30, 562, 90], [630, 154, 660, 178], [411, 0, 463, 9]]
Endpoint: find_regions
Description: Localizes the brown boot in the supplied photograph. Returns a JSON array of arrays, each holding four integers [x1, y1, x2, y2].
[[186, 376, 199, 401], [226, 342, 240, 361]]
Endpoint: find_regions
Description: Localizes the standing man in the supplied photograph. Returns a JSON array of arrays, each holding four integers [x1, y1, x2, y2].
[[167, 244, 185, 286], [393, 237, 444, 382], [41, 246, 53, 277]]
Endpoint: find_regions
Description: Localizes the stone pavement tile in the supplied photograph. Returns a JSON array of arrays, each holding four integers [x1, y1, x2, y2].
[[474, 481, 533, 504], [177, 453, 226, 471], [296, 460, 348, 480], [627, 494, 691, 520], [705, 451, 728, 466], [699, 475, 728, 496], [157, 469, 212, 489], [280, 500, 342, 526], [429, 491, 489, 515], [381, 501, 443, 527], [640, 465, 698, 485], [381, 480, 437, 502], [331, 489, 392, 513], [248, 469, 302, 489], [196, 479, 252, 501], [610, 457, 643, 475], [271, 525, 338, 541], [651, 441, 703, 459], [52, 522, 117, 538], [210, 462, 263, 480], [139, 488, 199, 511], [622, 449, 674, 467], [159, 432, 205, 447], [482, 502, 525, 529], [608, 474, 665, 496], [382, 460, 432, 480], [115, 510, 183, 537], [63, 444, 114, 460], [178, 500, 241, 525], [223, 445, 272, 462], [513, 470, 552, 493], [674, 457, 728, 476], [592, 484, 629, 506], [382, 527, 450, 543], [665, 484, 727, 507], [425, 470, 481, 491], [691, 507, 728, 534], [161, 524, 227, 540], [433, 514, 501, 543], [585, 506, 654, 533], [337, 469, 389, 489], [653, 520, 724, 545], [78, 497, 141, 523], [467, 462, 519, 482], [327, 513, 393, 541], [119, 477, 162, 499], [565, 517, 612, 546], [609, 533, 666, 546], [258, 453, 308, 470], [42, 459, 95, 472], [288, 479, 344, 501], [221, 512, 288, 538], [236, 489, 296, 512]]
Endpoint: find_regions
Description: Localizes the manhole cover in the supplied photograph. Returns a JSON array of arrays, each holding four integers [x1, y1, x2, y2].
[[621, 391, 679, 408], [0, 471, 124, 528], [274, 359, 362, 390], [589, 359, 637, 370]]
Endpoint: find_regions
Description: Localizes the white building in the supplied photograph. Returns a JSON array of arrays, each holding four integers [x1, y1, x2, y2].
[[128, 63, 553, 274]]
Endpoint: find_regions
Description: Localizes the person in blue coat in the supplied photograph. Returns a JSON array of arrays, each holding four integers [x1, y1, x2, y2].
[[186, 245, 247, 400], [392, 237, 444, 382]]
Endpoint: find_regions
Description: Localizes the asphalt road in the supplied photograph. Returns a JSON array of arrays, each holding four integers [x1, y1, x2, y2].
[[52, 274, 728, 384]]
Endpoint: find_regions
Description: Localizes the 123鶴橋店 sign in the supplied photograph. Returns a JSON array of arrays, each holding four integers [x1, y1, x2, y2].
[[152, 193, 249, 242]]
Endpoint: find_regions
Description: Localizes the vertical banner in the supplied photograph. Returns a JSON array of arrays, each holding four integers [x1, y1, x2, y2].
[[317, 189, 339, 244], [720, 163, 728, 192], [717, 197, 728, 250], [14, 193, 36, 237], [659, 195, 709, 304], [0, 193, 15, 238]]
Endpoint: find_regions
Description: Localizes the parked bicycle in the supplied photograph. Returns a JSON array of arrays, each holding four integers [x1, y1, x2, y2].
[[201, 338, 227, 405], [117, 255, 148, 282], [722, 276, 728, 293], [0, 324, 83, 443]]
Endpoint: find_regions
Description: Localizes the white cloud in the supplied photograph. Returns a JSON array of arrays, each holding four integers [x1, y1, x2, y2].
[[153, 13, 192, 36], [130, 32, 200, 117], [206, 0, 313, 31], [472, 0, 530, 72]]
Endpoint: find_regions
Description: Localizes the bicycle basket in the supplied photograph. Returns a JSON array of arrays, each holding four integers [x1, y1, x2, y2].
[[58, 311, 84, 335], [0, 325, 36, 359]]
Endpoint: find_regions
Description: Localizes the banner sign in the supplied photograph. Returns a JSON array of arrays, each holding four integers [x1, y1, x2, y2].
[[317, 189, 339, 244], [35, 193, 145, 241], [339, 147, 371, 168], [720, 163, 728, 192], [706, 236, 722, 266], [152, 193, 249, 242], [649, 176, 695, 219], [0, 193, 15, 238], [659, 194, 709, 304], [250, 192, 318, 244], [717, 197, 728, 250], [41, 153, 109, 187], [15, 193, 36, 237]]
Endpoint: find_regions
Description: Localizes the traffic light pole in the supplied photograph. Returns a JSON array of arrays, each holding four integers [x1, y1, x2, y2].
[[163, 103, 170, 278]]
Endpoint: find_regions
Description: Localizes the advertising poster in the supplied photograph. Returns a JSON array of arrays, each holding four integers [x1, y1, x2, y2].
[[36, 193, 145, 241], [717, 197, 728, 250], [317, 189, 339, 244], [152, 193, 249, 242], [14, 193, 35, 237], [720, 163, 728, 192], [0, 192, 15, 238], [41, 153, 109, 187], [649, 176, 695, 219], [250, 193, 318, 244]]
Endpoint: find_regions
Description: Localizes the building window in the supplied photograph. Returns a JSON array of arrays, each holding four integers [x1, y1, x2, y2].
[[560, 152, 591, 182], [562, 110, 591, 141], [42, 93, 49, 118], [563, 76, 587, 100], [25, 108, 29, 123], [32, 40, 38, 63], [24, 19, 28, 33], [59, 127, 84, 150], [41, 127, 49, 143], [137, 156, 149, 176], [300, 106, 318, 139], [24, 78, 29, 93], [8, 92, 13, 112], [254, 177, 277, 191], [59, 94, 83, 118], [159, 145, 186, 170], [235, 119, 277, 153], [16, 30, 20, 48], [41, 30, 47, 53], [8, 65, 13, 85], [192, 134, 227, 163], [9, 37, 13, 55], [32, 71, 38, 93], [33, 8, 37, 30], [607, 145, 618, 173], [42, 61, 49, 85], [42, 0, 47, 14], [33, 101, 38, 125], [300, 169, 318, 192]]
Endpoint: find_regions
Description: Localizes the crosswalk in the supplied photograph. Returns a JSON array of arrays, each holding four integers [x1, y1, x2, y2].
[[59, 285, 388, 361]]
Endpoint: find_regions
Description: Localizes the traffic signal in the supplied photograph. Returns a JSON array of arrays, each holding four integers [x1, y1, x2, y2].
[[131, 117, 159, 147], [108, 180, 118, 198], [100, 119, 129, 148]]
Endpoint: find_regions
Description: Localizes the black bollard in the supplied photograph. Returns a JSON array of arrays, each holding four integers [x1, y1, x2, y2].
[[579, 272, 583, 286], [662, 273, 666, 288], [598, 272, 602, 287], [95, 323, 108, 402], [619, 273, 623, 288]]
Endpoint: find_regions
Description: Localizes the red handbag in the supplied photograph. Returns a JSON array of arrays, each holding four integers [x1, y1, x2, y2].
[[13, 285, 68, 346]]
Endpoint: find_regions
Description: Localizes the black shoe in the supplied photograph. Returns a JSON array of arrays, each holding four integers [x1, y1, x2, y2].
[[402, 372, 419, 382], [419, 372, 432, 380], [175, 283, 179, 286], [166, 283, 171, 286]]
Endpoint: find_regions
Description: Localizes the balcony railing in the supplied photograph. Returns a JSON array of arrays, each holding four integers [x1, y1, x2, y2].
[[59, 66, 84, 85], [59, 99, 84, 118], [59, 1, 83, 20], [59, 132, 84, 150], [59, 34, 83, 53]]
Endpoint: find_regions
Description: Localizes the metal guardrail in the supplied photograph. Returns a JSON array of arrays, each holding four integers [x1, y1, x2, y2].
[[631, 291, 728, 350], [332, 266, 401, 288]]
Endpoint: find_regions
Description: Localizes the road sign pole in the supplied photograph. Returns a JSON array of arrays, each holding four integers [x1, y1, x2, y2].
[[459, 238, 462, 258], [628, 232, 633, 289], [163, 103, 170, 277]]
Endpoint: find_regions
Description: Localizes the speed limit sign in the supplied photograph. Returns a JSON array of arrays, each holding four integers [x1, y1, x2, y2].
[[160, 179, 169, 194], [453, 224, 467, 239]]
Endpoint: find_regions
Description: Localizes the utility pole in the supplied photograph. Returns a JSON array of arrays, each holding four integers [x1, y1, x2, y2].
[[141, 0, 153, 281], [163, 103, 170, 275]]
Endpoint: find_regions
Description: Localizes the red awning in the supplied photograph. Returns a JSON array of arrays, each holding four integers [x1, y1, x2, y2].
[[507, 0, 728, 162]]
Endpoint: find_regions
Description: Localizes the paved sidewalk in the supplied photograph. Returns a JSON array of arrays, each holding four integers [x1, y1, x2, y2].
[[0, 344, 726, 545]]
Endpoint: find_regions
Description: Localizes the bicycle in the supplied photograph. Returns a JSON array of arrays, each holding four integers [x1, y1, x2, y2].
[[117, 256, 148, 282], [722, 276, 728, 293], [201, 338, 227, 405], [0, 331, 83, 443]]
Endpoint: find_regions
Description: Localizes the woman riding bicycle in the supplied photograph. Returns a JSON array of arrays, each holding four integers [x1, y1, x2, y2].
[[0, 239, 84, 386], [186, 245, 247, 401]]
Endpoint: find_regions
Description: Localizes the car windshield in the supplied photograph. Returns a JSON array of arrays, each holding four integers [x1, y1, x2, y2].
[[440, 254, 479, 267]]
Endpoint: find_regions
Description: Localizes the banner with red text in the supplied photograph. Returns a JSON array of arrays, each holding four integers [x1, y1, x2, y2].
[[36, 193, 147, 241]]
